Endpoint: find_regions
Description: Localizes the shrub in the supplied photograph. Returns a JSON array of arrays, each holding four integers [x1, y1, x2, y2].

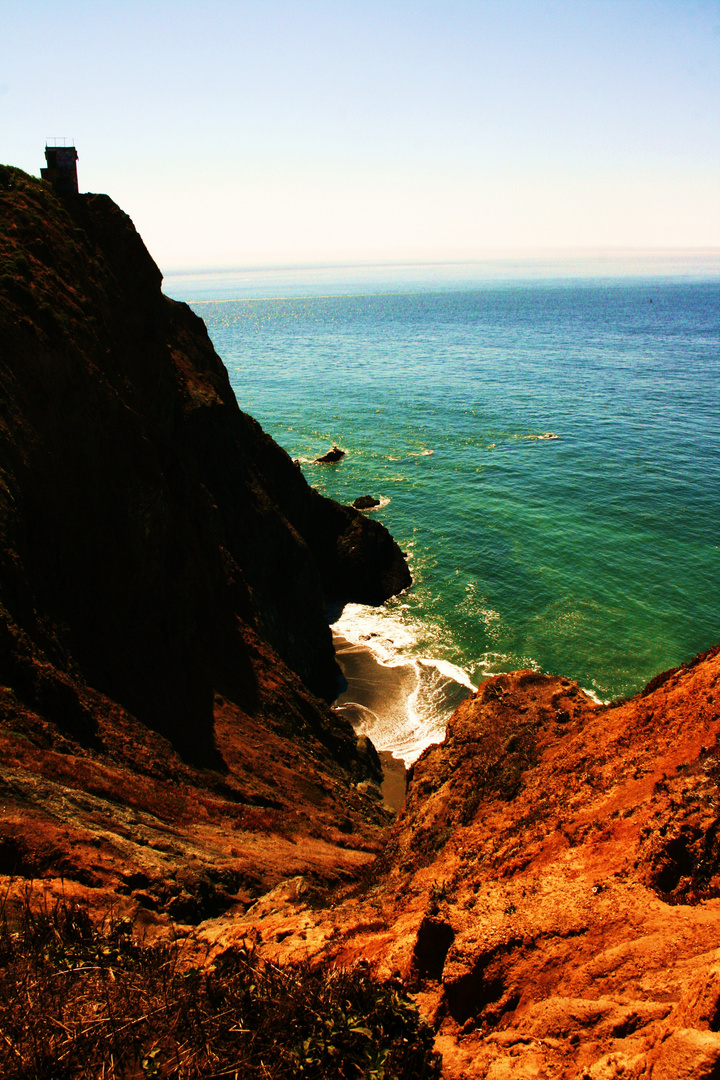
[[0, 891, 442, 1079]]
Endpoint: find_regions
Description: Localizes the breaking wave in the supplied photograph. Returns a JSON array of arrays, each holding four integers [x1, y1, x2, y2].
[[332, 602, 477, 766]]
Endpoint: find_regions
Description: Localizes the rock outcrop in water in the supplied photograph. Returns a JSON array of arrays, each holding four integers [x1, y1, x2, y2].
[[315, 444, 346, 464], [0, 165, 409, 914]]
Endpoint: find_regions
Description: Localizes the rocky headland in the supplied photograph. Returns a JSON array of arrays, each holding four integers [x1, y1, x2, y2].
[[1, 165, 719, 1079], [0, 165, 410, 921]]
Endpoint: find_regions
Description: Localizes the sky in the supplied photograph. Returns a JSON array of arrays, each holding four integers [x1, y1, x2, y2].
[[2, 0, 719, 272]]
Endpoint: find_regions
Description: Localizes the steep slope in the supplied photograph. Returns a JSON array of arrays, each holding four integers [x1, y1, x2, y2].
[[220, 647, 720, 1079], [4, 164, 720, 1079], [0, 165, 409, 912]]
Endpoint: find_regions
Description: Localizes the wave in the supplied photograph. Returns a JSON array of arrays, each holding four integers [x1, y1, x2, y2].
[[332, 601, 610, 764], [332, 602, 476, 765]]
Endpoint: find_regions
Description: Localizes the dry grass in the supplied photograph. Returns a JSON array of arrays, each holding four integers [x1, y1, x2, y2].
[[0, 890, 441, 1079]]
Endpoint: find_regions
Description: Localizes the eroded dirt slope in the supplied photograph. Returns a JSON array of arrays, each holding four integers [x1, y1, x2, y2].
[[213, 647, 720, 1079]]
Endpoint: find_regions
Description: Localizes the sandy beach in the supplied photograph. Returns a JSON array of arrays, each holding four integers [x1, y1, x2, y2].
[[332, 627, 475, 810], [332, 632, 414, 811]]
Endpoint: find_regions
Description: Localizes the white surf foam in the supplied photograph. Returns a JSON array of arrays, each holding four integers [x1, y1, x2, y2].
[[332, 602, 477, 765], [332, 602, 608, 763]]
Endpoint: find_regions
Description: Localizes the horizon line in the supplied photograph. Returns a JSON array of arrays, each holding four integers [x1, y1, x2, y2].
[[163, 248, 720, 278]]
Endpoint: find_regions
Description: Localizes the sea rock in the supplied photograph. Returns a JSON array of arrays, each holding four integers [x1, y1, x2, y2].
[[356, 733, 384, 785], [352, 495, 381, 510], [315, 445, 345, 463]]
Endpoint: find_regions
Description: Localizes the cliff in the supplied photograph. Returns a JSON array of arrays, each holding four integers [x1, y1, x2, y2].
[[3, 164, 720, 1080], [0, 165, 409, 915], [213, 648, 720, 1079]]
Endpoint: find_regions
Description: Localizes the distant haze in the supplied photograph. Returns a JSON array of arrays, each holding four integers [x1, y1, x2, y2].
[[3, 0, 719, 271]]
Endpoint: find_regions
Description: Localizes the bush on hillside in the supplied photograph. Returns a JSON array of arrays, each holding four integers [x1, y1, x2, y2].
[[0, 891, 442, 1079]]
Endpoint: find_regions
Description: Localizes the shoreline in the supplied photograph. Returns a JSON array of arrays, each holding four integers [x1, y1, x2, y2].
[[332, 622, 475, 809], [332, 631, 413, 811]]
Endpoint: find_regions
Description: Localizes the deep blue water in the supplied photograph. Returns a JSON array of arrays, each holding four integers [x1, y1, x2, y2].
[[165, 264, 720, 758]]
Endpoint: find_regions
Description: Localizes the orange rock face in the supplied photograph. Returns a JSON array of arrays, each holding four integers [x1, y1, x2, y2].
[[228, 649, 720, 1078]]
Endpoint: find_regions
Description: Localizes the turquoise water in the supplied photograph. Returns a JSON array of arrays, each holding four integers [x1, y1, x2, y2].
[[165, 263, 720, 757]]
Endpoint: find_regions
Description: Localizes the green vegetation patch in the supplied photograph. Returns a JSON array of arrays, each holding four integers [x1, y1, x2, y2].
[[0, 892, 441, 1079]]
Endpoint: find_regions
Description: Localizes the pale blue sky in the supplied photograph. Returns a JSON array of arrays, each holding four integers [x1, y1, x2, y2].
[[2, 0, 719, 270]]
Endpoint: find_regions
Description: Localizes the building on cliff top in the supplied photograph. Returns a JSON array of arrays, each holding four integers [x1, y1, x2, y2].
[[41, 142, 78, 195]]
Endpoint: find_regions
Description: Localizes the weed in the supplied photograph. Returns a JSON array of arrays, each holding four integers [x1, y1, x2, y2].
[[0, 891, 442, 1079], [429, 881, 448, 904]]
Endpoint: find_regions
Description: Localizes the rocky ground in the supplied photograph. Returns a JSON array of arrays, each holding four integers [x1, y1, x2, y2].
[[197, 646, 720, 1079], [5, 643, 720, 1077], [0, 646, 391, 929], [2, 165, 720, 1079]]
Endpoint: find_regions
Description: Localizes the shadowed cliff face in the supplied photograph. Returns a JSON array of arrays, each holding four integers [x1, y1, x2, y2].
[[0, 166, 409, 769]]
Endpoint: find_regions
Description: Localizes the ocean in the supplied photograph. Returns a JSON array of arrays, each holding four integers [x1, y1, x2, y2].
[[165, 257, 720, 764]]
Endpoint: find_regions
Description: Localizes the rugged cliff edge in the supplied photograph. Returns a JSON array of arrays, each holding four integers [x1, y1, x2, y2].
[[232, 648, 720, 1078], [0, 165, 409, 915], [3, 165, 720, 1080]]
